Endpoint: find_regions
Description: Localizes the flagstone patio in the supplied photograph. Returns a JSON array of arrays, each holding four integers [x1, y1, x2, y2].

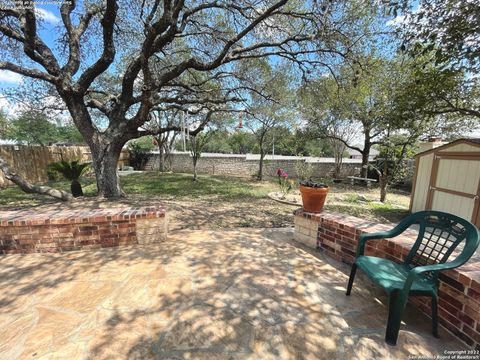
[[0, 228, 467, 359]]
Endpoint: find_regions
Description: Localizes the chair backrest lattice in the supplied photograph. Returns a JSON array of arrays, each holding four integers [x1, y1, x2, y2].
[[404, 213, 469, 278]]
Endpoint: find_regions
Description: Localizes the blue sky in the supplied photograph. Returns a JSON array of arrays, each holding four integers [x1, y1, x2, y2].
[[0, 4, 61, 91], [0, 2, 478, 138]]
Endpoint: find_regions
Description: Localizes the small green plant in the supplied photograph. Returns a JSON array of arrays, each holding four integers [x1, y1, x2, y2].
[[294, 161, 314, 181], [46, 168, 61, 181], [299, 179, 328, 188], [128, 137, 154, 170], [343, 194, 365, 203], [48, 160, 90, 197]]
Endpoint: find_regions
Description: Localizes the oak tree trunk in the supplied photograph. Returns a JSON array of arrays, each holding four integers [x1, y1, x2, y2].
[[90, 142, 124, 198], [379, 175, 388, 203], [158, 143, 165, 172], [192, 156, 198, 181], [258, 148, 265, 181], [360, 142, 371, 178]]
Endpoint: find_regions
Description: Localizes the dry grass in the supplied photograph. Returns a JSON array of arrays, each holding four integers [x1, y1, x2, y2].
[[0, 172, 411, 229]]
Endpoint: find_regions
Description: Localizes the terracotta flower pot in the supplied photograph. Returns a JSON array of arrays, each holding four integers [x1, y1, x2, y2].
[[299, 185, 329, 213]]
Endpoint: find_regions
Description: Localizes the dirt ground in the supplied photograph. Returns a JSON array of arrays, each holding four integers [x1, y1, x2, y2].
[[0, 173, 411, 230]]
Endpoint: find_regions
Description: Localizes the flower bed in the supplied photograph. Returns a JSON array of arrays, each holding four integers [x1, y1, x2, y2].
[[0, 206, 167, 254]]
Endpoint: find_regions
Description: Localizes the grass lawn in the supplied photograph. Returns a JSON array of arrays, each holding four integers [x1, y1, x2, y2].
[[0, 172, 410, 229]]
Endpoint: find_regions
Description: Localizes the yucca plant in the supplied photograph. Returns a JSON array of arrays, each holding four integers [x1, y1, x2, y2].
[[48, 160, 90, 197]]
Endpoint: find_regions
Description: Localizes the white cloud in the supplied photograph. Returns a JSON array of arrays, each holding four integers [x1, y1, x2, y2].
[[35, 7, 60, 24], [0, 95, 26, 117], [0, 70, 23, 85]]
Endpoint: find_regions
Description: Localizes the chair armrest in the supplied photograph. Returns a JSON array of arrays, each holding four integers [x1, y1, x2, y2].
[[409, 259, 465, 276], [356, 217, 416, 257], [357, 231, 397, 257]]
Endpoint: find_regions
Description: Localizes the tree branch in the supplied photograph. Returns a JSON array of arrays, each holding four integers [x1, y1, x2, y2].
[[77, 0, 118, 91], [0, 156, 73, 201], [0, 61, 55, 82]]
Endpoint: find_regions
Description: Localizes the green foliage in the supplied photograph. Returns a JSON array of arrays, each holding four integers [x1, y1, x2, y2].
[[9, 110, 58, 146], [55, 123, 85, 144], [6, 110, 85, 145], [0, 109, 11, 139], [48, 160, 90, 197], [228, 131, 256, 154], [393, 0, 480, 75], [200, 130, 233, 153], [128, 137, 154, 170], [294, 162, 314, 181], [48, 160, 90, 181]]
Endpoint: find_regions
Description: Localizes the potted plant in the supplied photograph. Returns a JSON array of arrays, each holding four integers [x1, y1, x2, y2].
[[48, 160, 90, 197], [299, 179, 329, 213]]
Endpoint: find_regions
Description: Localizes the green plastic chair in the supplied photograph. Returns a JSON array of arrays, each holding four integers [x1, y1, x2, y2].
[[346, 210, 480, 346]]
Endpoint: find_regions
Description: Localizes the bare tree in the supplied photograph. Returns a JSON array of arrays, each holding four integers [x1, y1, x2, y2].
[[0, 0, 366, 197], [145, 109, 181, 172]]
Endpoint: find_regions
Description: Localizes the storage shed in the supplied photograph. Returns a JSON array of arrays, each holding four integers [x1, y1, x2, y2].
[[410, 139, 480, 227]]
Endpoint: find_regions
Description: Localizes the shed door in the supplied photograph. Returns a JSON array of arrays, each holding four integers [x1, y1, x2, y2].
[[426, 153, 480, 227]]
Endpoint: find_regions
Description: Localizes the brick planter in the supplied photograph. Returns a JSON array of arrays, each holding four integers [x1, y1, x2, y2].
[[0, 206, 167, 254], [294, 208, 480, 349]]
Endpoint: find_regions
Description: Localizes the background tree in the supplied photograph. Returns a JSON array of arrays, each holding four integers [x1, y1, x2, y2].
[[243, 60, 295, 180], [9, 110, 59, 146], [0, 0, 369, 198], [228, 131, 256, 154], [391, 0, 480, 75], [127, 137, 155, 170], [145, 109, 180, 172], [300, 57, 390, 178], [55, 123, 85, 144], [389, 0, 480, 124], [0, 110, 11, 139], [188, 130, 214, 181]]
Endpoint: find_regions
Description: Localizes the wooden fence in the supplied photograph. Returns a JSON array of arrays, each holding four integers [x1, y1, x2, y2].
[[0, 145, 129, 188]]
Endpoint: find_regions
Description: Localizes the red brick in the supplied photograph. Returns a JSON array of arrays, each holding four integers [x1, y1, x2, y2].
[[467, 288, 480, 304], [471, 280, 480, 292], [459, 273, 472, 287], [464, 305, 480, 323], [462, 325, 480, 344], [439, 273, 465, 292], [439, 308, 462, 328], [439, 298, 460, 316], [439, 289, 464, 310], [459, 312, 476, 329]]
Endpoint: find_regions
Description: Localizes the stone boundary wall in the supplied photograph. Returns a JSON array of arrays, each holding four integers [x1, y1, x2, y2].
[[294, 209, 480, 348], [145, 152, 362, 179], [0, 206, 167, 254]]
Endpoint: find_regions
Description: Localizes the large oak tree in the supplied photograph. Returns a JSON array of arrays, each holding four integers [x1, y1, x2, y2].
[[0, 0, 368, 197]]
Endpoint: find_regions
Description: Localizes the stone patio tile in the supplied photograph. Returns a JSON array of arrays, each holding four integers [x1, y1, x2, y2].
[[0, 228, 470, 359], [20, 307, 84, 360]]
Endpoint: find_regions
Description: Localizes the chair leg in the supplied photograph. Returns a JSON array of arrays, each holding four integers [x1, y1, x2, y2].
[[346, 263, 357, 296], [385, 290, 409, 346], [431, 295, 439, 338]]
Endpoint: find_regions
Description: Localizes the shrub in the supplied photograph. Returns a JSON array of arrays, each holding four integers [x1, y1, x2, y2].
[[294, 161, 313, 180], [128, 137, 154, 170], [48, 160, 90, 197]]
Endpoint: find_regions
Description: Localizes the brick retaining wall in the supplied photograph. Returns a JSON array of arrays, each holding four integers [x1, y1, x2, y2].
[[0, 206, 167, 254], [294, 209, 480, 348]]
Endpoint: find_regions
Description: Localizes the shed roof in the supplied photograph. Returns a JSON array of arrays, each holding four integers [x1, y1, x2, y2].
[[415, 138, 480, 158]]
